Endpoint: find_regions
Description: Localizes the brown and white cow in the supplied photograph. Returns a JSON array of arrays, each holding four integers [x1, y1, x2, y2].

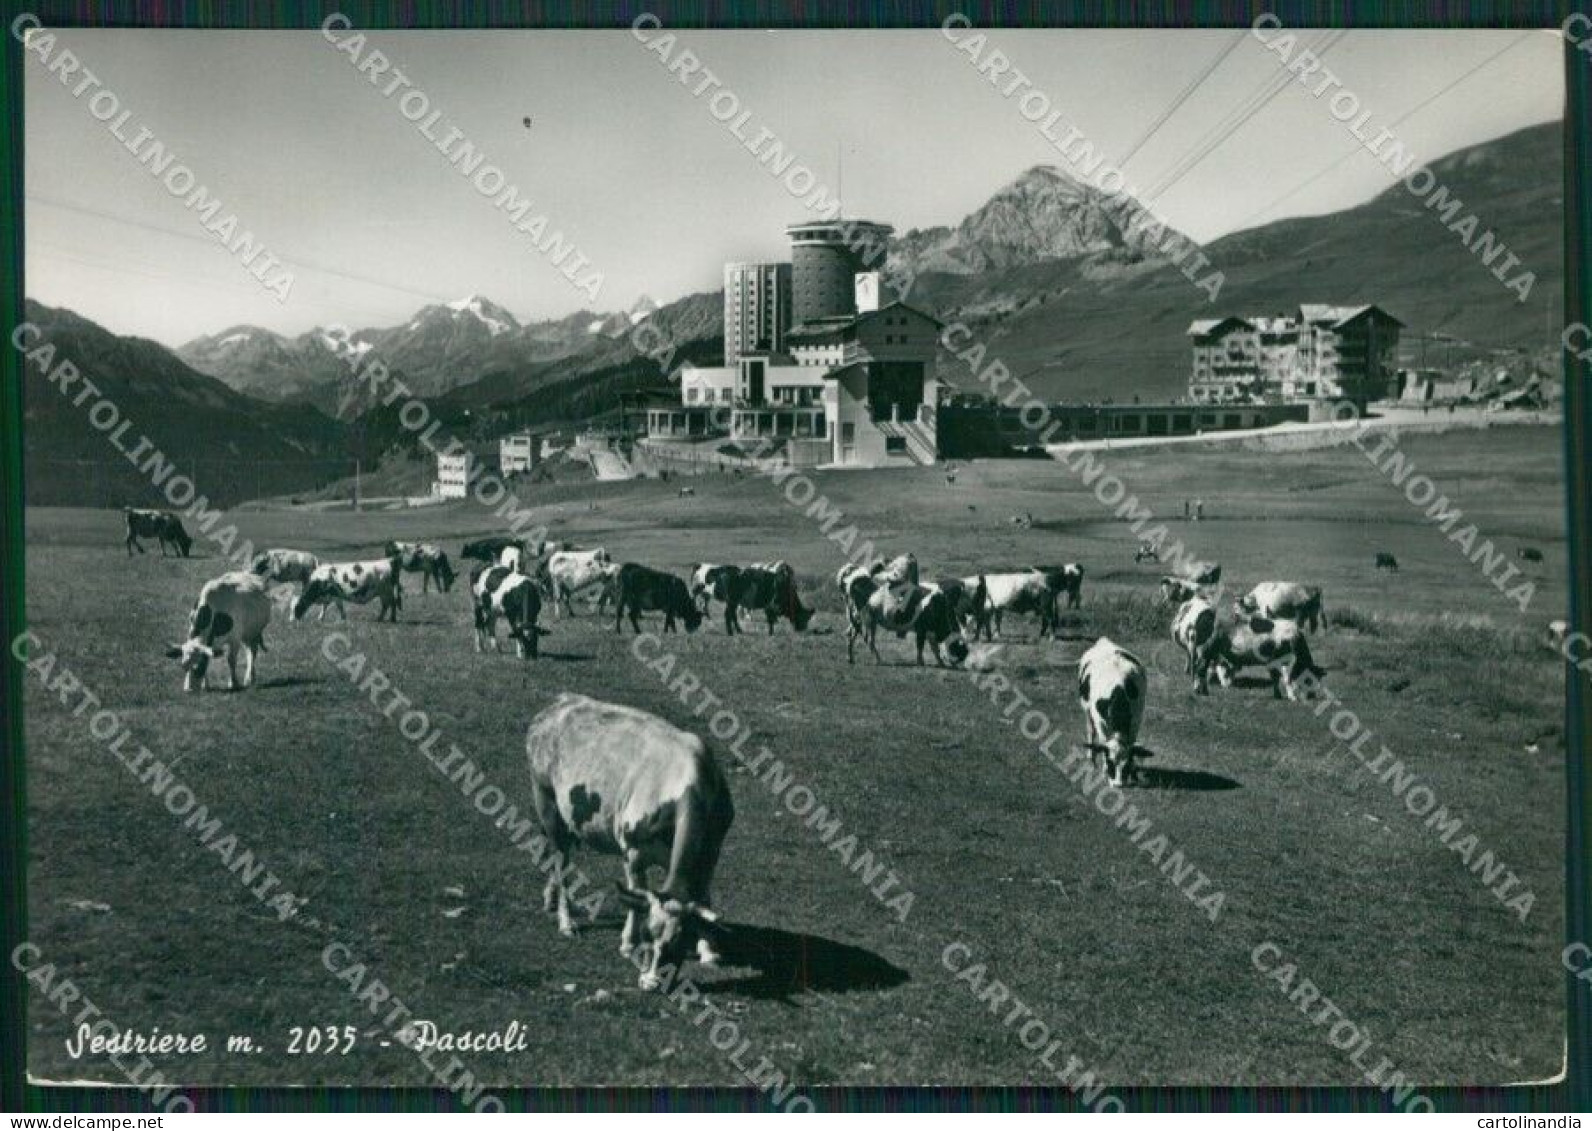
[[1077, 637, 1148, 787], [386, 541, 456, 593], [540, 548, 615, 617], [166, 572, 271, 692], [691, 562, 812, 635], [1170, 596, 1219, 695], [292, 558, 403, 622], [1208, 617, 1323, 701], [1235, 582, 1326, 633], [613, 563, 702, 634], [252, 548, 319, 588], [526, 693, 733, 989], [471, 563, 546, 658], [124, 508, 193, 558]]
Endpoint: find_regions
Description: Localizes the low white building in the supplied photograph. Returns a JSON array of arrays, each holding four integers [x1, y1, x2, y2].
[[500, 433, 537, 475]]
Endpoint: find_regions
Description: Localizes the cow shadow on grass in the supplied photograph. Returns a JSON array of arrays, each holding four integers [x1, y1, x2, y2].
[[1134, 765, 1241, 792], [252, 676, 323, 690], [704, 921, 911, 1001]]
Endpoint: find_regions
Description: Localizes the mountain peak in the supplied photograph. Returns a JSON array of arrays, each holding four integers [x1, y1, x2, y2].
[[440, 294, 519, 336]]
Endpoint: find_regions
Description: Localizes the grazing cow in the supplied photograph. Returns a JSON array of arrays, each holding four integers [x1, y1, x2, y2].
[[166, 572, 271, 692], [1518, 547, 1544, 563], [934, 575, 990, 636], [385, 541, 456, 593], [1374, 552, 1400, 572], [124, 508, 193, 558], [1076, 638, 1147, 787], [526, 692, 733, 989], [678, 486, 695, 498], [461, 535, 525, 565], [540, 548, 615, 617], [1171, 596, 1219, 694], [252, 548, 319, 587], [837, 563, 880, 642], [613, 563, 702, 634], [1160, 576, 1199, 605], [293, 559, 403, 622], [976, 571, 1061, 640], [1236, 581, 1326, 633], [692, 562, 812, 635], [1209, 617, 1323, 701], [471, 564, 545, 658], [1133, 542, 1160, 563], [852, 579, 969, 667]]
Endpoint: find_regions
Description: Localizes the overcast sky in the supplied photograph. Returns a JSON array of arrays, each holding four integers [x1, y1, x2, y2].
[[24, 26, 1563, 347]]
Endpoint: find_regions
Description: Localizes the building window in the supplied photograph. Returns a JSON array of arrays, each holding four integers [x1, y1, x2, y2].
[[885, 436, 907, 454]]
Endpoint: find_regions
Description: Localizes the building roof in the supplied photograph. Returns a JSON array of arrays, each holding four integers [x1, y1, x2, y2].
[[1298, 303, 1404, 328], [787, 301, 943, 343], [1186, 316, 1252, 338]]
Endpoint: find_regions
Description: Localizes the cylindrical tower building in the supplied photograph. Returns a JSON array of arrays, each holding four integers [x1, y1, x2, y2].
[[786, 220, 894, 326]]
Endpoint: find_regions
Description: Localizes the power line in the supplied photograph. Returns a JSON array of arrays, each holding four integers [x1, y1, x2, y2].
[[1117, 31, 1249, 171], [27, 195, 466, 309], [1245, 32, 1536, 224], [1144, 30, 1348, 205]]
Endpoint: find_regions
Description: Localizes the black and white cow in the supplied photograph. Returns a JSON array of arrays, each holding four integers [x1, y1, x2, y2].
[[1208, 617, 1323, 701], [690, 562, 812, 635], [1133, 542, 1160, 564], [1518, 546, 1544, 563], [1159, 576, 1199, 605], [1077, 637, 1148, 787], [1036, 563, 1085, 610], [974, 570, 1061, 640], [1374, 552, 1400, 572], [851, 578, 969, 667], [526, 692, 733, 989], [471, 563, 545, 658], [165, 572, 271, 692], [124, 508, 192, 558], [293, 559, 403, 622], [386, 541, 456, 593], [613, 563, 702, 634], [252, 549, 319, 588], [932, 575, 990, 637]]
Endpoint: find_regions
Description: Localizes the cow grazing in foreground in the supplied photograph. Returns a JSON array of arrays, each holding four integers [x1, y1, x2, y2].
[[613, 563, 702, 634], [525, 692, 733, 989], [1208, 617, 1323, 701], [1236, 581, 1326, 633], [540, 548, 616, 617], [975, 570, 1061, 641], [1518, 546, 1544, 563], [471, 563, 545, 658], [461, 535, 525, 565], [1171, 596, 1219, 694], [124, 508, 193, 558], [851, 578, 969, 667], [293, 559, 403, 622], [166, 572, 271, 692], [1374, 552, 1400, 572], [1077, 637, 1147, 787], [252, 549, 319, 588], [386, 541, 456, 593], [691, 562, 812, 635]]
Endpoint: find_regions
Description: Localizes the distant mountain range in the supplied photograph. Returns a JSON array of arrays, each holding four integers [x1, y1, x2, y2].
[[21, 301, 346, 507], [25, 120, 1563, 504]]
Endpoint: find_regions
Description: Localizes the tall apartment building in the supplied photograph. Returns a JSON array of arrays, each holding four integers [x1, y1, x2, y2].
[[723, 262, 792, 362], [1188, 304, 1402, 406]]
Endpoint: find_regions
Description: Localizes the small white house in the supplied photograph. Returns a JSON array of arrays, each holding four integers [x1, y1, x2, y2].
[[434, 452, 470, 499]]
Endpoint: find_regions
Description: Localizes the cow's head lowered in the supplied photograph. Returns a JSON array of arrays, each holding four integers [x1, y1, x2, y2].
[[615, 885, 725, 989], [292, 578, 336, 621], [169, 524, 193, 558], [165, 636, 224, 692]]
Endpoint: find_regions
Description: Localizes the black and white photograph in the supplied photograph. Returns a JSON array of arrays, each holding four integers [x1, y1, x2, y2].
[[5, 7, 1589, 1112]]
